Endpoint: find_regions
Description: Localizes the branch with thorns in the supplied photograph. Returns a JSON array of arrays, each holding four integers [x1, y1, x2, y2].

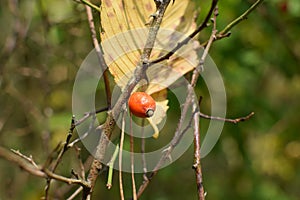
[[0, 0, 263, 199]]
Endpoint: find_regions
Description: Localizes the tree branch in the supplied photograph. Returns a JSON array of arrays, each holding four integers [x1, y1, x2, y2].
[[136, 4, 220, 199], [85, 1, 173, 198], [150, 0, 218, 65], [85, 4, 112, 108], [200, 112, 255, 124], [0, 146, 91, 189], [193, 104, 205, 200], [203, 0, 264, 46]]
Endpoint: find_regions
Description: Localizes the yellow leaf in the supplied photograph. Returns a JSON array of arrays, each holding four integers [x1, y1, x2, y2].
[[100, 0, 199, 137]]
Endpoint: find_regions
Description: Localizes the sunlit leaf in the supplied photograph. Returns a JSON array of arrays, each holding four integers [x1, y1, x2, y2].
[[100, 0, 199, 137]]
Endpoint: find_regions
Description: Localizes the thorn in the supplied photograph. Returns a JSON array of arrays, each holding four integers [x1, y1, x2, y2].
[[162, 146, 173, 163]]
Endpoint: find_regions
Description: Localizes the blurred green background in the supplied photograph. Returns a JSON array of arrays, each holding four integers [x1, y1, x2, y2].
[[1, 0, 300, 199]]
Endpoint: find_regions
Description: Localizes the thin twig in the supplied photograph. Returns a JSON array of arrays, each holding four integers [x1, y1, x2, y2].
[[141, 120, 148, 180], [203, 0, 264, 46], [74, 146, 86, 180], [82, 2, 119, 197], [136, 4, 220, 199], [85, 4, 112, 108], [119, 112, 126, 200], [191, 6, 221, 199], [136, 108, 198, 199], [0, 146, 91, 188], [71, 169, 80, 180], [219, 0, 263, 36], [68, 115, 97, 147], [50, 116, 76, 171], [0, 146, 46, 178], [44, 116, 76, 199], [150, 0, 218, 65], [199, 112, 255, 124], [141, 0, 172, 62], [74, 107, 108, 127], [130, 115, 137, 200], [192, 103, 205, 200], [10, 149, 38, 168], [43, 169, 90, 188], [67, 187, 83, 200], [85, 1, 173, 198], [73, 0, 101, 12]]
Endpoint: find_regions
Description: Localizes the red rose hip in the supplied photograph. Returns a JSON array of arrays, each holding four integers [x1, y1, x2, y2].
[[128, 92, 156, 118]]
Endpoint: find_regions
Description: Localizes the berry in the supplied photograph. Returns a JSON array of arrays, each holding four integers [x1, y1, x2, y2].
[[128, 92, 156, 118]]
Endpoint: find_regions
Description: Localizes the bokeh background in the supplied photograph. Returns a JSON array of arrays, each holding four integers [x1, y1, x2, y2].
[[1, 0, 300, 199]]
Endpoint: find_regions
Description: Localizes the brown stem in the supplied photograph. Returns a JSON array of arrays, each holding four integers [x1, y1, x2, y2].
[[136, 4, 219, 199], [202, 0, 264, 47], [199, 112, 255, 124], [0, 146, 91, 188], [85, 1, 172, 198], [130, 115, 137, 200], [150, 0, 218, 65], [119, 113, 126, 200], [85, 4, 112, 108], [193, 103, 205, 200], [44, 116, 76, 199]]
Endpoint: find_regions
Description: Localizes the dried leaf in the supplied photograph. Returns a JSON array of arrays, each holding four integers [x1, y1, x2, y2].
[[100, 0, 199, 137]]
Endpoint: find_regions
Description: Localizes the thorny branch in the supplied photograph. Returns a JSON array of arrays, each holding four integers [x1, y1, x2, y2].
[[0, 146, 91, 189], [85, 4, 112, 108], [150, 0, 218, 65], [0, 0, 263, 199], [217, 0, 263, 38], [200, 112, 255, 124], [193, 102, 205, 200], [192, 8, 219, 200], [202, 0, 264, 46], [76, 0, 261, 198], [85, 1, 173, 199], [136, 4, 219, 199], [43, 116, 76, 199]]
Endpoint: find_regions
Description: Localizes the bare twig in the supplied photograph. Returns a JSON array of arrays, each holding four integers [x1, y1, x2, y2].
[[74, 146, 86, 180], [191, 7, 220, 200], [150, 0, 218, 65], [74, 107, 108, 127], [135, 107, 198, 199], [69, 114, 97, 147], [136, 4, 220, 199], [11, 149, 38, 168], [200, 112, 255, 124], [0, 146, 91, 188], [85, 1, 173, 198], [203, 0, 264, 46], [193, 104, 205, 200], [50, 116, 76, 171], [73, 0, 101, 12], [67, 187, 83, 200], [130, 115, 137, 200], [0, 146, 45, 178], [43, 169, 90, 188], [85, 4, 112, 108], [84, 114, 115, 199], [220, 0, 263, 36], [44, 116, 76, 199], [119, 112, 126, 200], [141, 120, 148, 180]]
